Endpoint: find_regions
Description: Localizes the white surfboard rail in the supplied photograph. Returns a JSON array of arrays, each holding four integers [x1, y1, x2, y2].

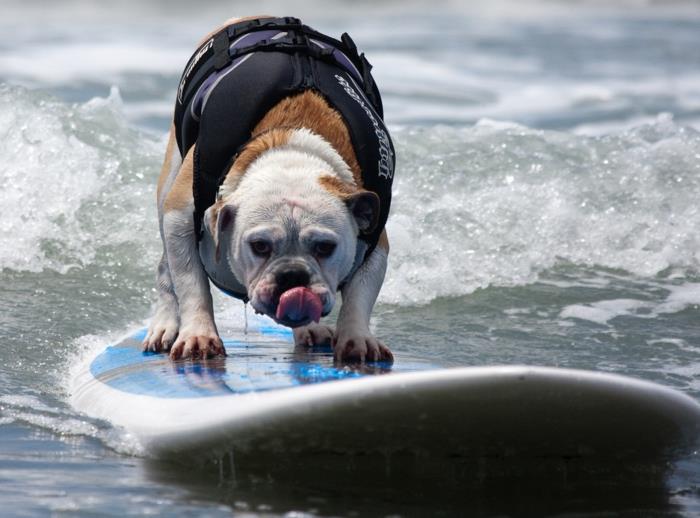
[[71, 332, 700, 464]]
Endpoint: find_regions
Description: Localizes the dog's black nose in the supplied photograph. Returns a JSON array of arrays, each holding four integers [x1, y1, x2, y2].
[[276, 269, 311, 294]]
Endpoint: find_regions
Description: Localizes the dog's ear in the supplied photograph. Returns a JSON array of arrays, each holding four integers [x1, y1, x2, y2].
[[218, 204, 236, 234], [214, 204, 237, 263], [345, 191, 380, 235]]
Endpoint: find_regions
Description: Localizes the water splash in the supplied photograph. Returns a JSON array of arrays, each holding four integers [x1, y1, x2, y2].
[[0, 84, 161, 273], [3, 86, 700, 309], [382, 116, 700, 304]]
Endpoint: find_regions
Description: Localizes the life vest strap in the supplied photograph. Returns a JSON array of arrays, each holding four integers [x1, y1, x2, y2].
[[175, 17, 383, 157]]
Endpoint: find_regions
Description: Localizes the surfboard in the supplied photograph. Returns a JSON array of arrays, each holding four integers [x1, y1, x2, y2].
[[70, 317, 700, 484]]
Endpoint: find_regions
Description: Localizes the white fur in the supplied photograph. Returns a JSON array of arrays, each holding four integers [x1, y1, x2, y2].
[[143, 253, 180, 351], [162, 208, 217, 334], [219, 128, 356, 199], [338, 245, 388, 326], [286, 129, 356, 184], [223, 140, 359, 315], [333, 244, 391, 362], [235, 148, 337, 200]]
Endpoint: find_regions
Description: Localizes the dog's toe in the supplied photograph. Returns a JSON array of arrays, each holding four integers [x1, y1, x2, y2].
[[143, 319, 179, 353], [142, 328, 163, 352], [293, 324, 334, 347], [333, 332, 393, 364], [169, 334, 226, 360]]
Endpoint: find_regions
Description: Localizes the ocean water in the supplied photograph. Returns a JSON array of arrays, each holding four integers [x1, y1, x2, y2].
[[2, 0, 700, 515]]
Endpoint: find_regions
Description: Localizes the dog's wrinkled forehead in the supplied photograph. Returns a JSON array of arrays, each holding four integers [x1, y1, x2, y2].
[[238, 193, 349, 248], [236, 175, 350, 232]]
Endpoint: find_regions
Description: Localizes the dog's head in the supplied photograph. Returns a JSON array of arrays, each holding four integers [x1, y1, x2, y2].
[[204, 153, 378, 328]]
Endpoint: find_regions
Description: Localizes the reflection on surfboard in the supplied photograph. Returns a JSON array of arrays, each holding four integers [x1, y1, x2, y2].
[[165, 345, 393, 396], [93, 326, 406, 399]]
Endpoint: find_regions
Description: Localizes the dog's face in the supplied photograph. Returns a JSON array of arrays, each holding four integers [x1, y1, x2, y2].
[[208, 158, 378, 328]]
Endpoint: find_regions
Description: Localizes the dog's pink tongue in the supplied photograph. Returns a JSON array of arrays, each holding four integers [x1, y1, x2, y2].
[[276, 287, 322, 323]]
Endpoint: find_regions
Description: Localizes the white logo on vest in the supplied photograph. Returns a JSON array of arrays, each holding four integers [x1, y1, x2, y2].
[[334, 74, 394, 180]]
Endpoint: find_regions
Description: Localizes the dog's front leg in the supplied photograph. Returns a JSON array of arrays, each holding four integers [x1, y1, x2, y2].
[[143, 252, 180, 352], [334, 234, 392, 363], [162, 208, 225, 359]]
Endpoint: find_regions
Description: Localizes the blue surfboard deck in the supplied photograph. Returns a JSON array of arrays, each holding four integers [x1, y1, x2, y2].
[[88, 325, 428, 400], [71, 319, 700, 481]]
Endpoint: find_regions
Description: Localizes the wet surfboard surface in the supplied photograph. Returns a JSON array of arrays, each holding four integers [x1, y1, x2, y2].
[[70, 320, 700, 482]]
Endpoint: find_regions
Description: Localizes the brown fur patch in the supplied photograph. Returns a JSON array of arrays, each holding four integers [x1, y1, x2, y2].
[[221, 91, 363, 194], [233, 128, 294, 173], [163, 145, 195, 212], [250, 91, 362, 182], [377, 229, 390, 253], [318, 174, 357, 198], [220, 128, 294, 192], [156, 124, 177, 200], [210, 199, 224, 262]]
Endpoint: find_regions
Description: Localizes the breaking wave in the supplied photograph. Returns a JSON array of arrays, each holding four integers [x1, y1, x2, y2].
[[3, 86, 699, 306], [0, 84, 161, 273]]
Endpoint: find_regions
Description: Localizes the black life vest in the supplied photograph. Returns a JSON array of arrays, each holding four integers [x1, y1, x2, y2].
[[173, 17, 395, 299]]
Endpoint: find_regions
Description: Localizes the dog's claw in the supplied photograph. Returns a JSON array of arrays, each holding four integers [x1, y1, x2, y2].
[[293, 324, 334, 347], [143, 318, 179, 353], [333, 332, 393, 364], [169, 333, 226, 360]]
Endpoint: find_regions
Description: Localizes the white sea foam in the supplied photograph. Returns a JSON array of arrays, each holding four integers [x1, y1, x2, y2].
[[647, 338, 700, 354], [559, 299, 651, 325], [3, 86, 700, 308], [655, 283, 700, 314], [2, 368, 145, 456], [559, 283, 700, 325], [380, 118, 700, 304], [63, 330, 147, 456], [0, 86, 102, 272], [0, 85, 161, 273]]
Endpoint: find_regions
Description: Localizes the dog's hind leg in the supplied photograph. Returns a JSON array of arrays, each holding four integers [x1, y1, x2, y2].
[[145, 126, 182, 352], [143, 252, 180, 352]]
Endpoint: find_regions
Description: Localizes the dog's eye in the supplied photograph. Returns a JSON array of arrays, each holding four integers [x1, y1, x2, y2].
[[314, 241, 336, 259], [250, 240, 272, 257]]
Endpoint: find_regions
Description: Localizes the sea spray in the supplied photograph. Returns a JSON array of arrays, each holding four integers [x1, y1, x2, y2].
[[383, 117, 700, 305], [0, 85, 161, 274], [3, 86, 700, 309]]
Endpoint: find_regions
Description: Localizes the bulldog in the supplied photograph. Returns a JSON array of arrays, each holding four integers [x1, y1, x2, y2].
[[143, 16, 395, 362]]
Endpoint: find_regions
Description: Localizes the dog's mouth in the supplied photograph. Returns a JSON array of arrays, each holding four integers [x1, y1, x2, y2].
[[273, 286, 323, 328], [250, 276, 332, 328]]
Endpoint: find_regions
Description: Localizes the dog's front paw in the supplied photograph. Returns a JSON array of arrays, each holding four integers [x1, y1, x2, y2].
[[169, 328, 226, 360], [293, 324, 335, 347], [333, 329, 393, 364], [143, 315, 179, 353]]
